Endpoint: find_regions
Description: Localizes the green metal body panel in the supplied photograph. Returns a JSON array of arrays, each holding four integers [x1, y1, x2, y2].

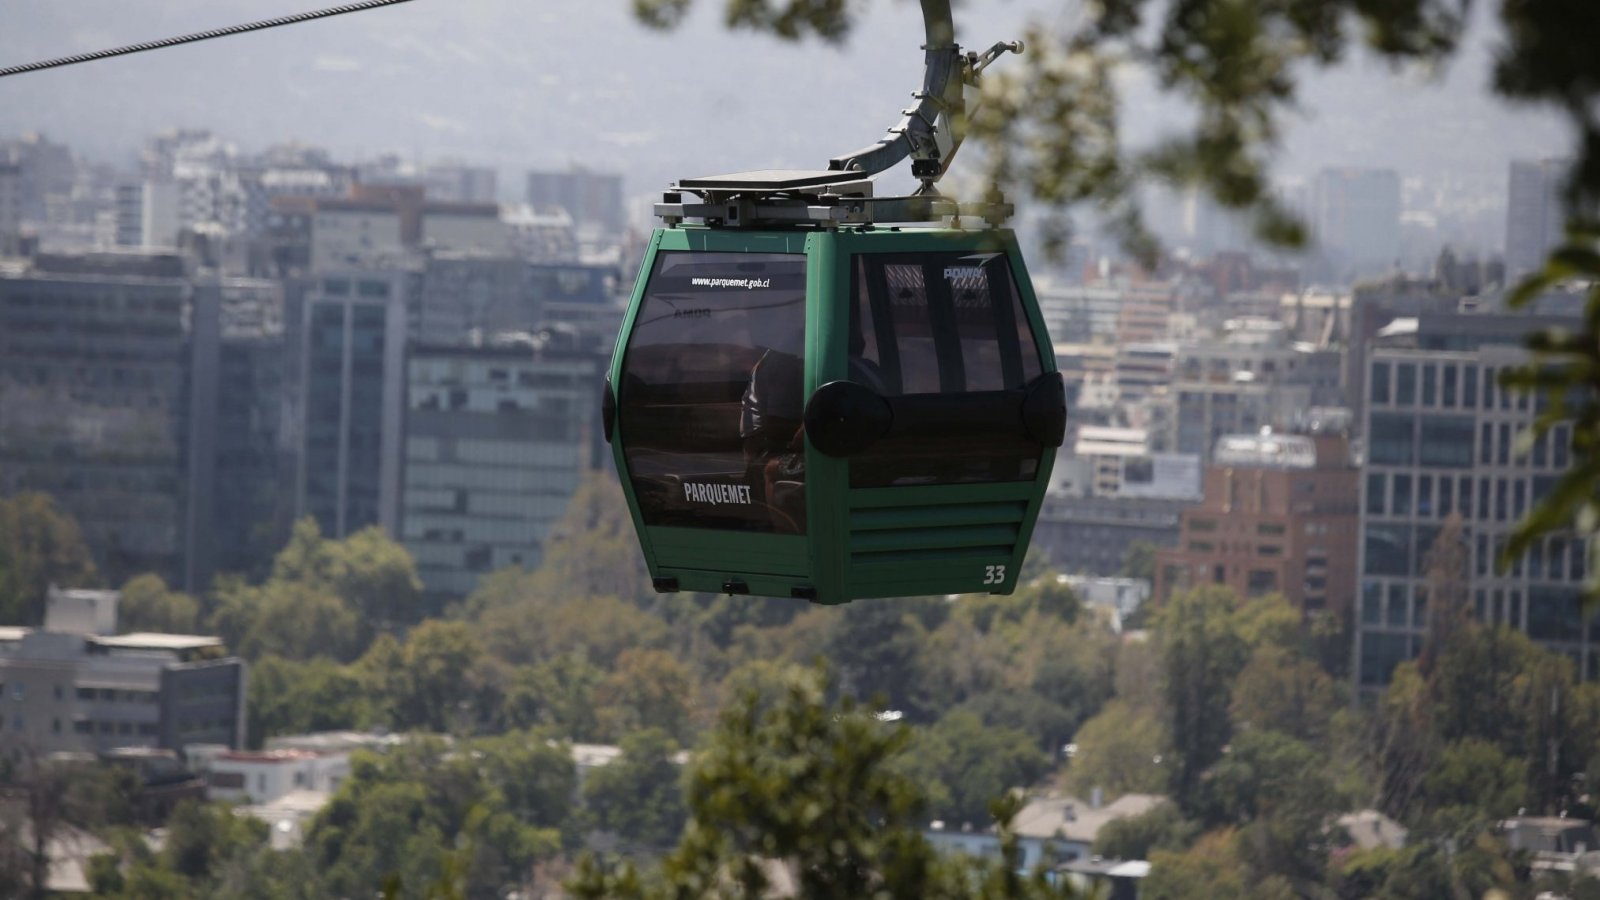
[[607, 226, 1058, 605]]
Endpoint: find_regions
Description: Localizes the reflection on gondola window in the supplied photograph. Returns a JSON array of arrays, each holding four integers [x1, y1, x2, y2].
[[618, 252, 807, 534]]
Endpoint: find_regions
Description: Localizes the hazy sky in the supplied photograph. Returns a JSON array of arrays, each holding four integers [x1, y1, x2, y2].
[[0, 0, 1574, 208]]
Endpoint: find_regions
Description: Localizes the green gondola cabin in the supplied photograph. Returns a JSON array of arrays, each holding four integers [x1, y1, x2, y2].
[[603, 171, 1065, 604]]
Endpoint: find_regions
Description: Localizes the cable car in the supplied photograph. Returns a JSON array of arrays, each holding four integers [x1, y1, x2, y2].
[[602, 7, 1066, 604]]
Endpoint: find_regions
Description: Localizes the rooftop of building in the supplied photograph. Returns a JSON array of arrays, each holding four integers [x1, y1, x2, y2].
[[264, 730, 408, 754], [930, 792, 1168, 845], [1057, 858, 1152, 879], [1012, 793, 1168, 844], [570, 741, 690, 768], [91, 633, 222, 652], [216, 749, 322, 764], [1337, 809, 1409, 851], [7, 250, 190, 281], [1075, 426, 1147, 445], [1212, 432, 1320, 469]]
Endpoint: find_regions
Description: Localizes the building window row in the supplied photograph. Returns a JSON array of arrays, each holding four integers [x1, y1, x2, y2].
[[71, 719, 157, 737], [1371, 360, 1498, 411], [1372, 359, 1591, 418], [1472, 531, 1585, 583], [76, 687, 158, 704], [1365, 470, 1569, 526], [176, 681, 237, 702], [1477, 421, 1570, 469], [177, 717, 233, 736], [1362, 521, 1586, 583], [1361, 579, 1429, 632], [1368, 413, 1477, 468]]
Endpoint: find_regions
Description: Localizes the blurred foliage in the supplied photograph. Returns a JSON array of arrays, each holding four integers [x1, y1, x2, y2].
[[0, 491, 100, 625], [1119, 540, 1158, 583], [568, 663, 1080, 900], [1062, 699, 1168, 801], [899, 709, 1052, 827], [1228, 643, 1343, 745], [630, 0, 1599, 261], [581, 728, 689, 851], [1154, 585, 1255, 809], [1091, 801, 1195, 861], [1501, 230, 1600, 600], [208, 517, 423, 662], [305, 736, 569, 900], [116, 574, 199, 634]]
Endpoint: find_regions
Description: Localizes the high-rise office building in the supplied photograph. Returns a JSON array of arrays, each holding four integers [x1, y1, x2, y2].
[[3, 133, 76, 223], [412, 253, 527, 344], [422, 163, 498, 205], [292, 271, 407, 538], [189, 278, 288, 584], [0, 250, 294, 590], [1505, 158, 1569, 281], [400, 340, 599, 595], [1313, 168, 1401, 283], [0, 252, 195, 585], [0, 163, 21, 255], [525, 166, 624, 235], [1353, 306, 1591, 690]]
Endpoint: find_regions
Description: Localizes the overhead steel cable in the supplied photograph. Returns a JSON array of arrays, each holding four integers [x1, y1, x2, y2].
[[0, 0, 417, 79]]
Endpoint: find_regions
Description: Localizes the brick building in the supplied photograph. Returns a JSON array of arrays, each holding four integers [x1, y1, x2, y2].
[[1154, 431, 1358, 615]]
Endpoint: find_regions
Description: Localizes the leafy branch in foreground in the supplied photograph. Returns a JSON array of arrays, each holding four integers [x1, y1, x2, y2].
[[1499, 226, 1600, 600], [567, 664, 1078, 899], [629, 0, 1592, 260]]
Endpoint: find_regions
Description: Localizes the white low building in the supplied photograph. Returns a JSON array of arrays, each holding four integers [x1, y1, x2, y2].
[[1057, 576, 1151, 631], [202, 749, 350, 804]]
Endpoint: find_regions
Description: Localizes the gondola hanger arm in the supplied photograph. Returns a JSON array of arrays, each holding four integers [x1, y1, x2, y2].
[[826, 0, 1022, 195]]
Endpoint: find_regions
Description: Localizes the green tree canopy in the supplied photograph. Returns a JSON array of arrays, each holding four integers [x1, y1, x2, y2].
[[1092, 801, 1196, 861], [582, 727, 689, 851], [207, 517, 425, 662], [568, 664, 1078, 900], [0, 492, 99, 625], [1228, 644, 1343, 745], [1155, 586, 1254, 808], [246, 654, 375, 746], [1063, 699, 1168, 801], [900, 709, 1053, 827], [594, 648, 697, 742], [271, 518, 425, 631], [306, 736, 568, 899], [116, 573, 198, 634]]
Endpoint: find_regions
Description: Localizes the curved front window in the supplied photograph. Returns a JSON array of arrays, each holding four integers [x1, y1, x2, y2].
[[618, 251, 807, 534], [847, 250, 1045, 488]]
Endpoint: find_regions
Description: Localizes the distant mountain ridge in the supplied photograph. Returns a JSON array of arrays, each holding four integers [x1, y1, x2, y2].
[[0, 0, 1570, 212]]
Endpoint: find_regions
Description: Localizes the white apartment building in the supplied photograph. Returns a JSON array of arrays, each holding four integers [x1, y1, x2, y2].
[[202, 749, 351, 804]]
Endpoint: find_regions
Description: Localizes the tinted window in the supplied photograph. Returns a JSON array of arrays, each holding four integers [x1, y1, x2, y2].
[[1419, 416, 1475, 467], [619, 252, 807, 534], [1368, 413, 1414, 465], [848, 251, 1044, 488], [1370, 363, 1390, 404]]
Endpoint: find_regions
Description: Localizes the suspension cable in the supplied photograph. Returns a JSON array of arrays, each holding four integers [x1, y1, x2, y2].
[[0, 0, 417, 80]]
